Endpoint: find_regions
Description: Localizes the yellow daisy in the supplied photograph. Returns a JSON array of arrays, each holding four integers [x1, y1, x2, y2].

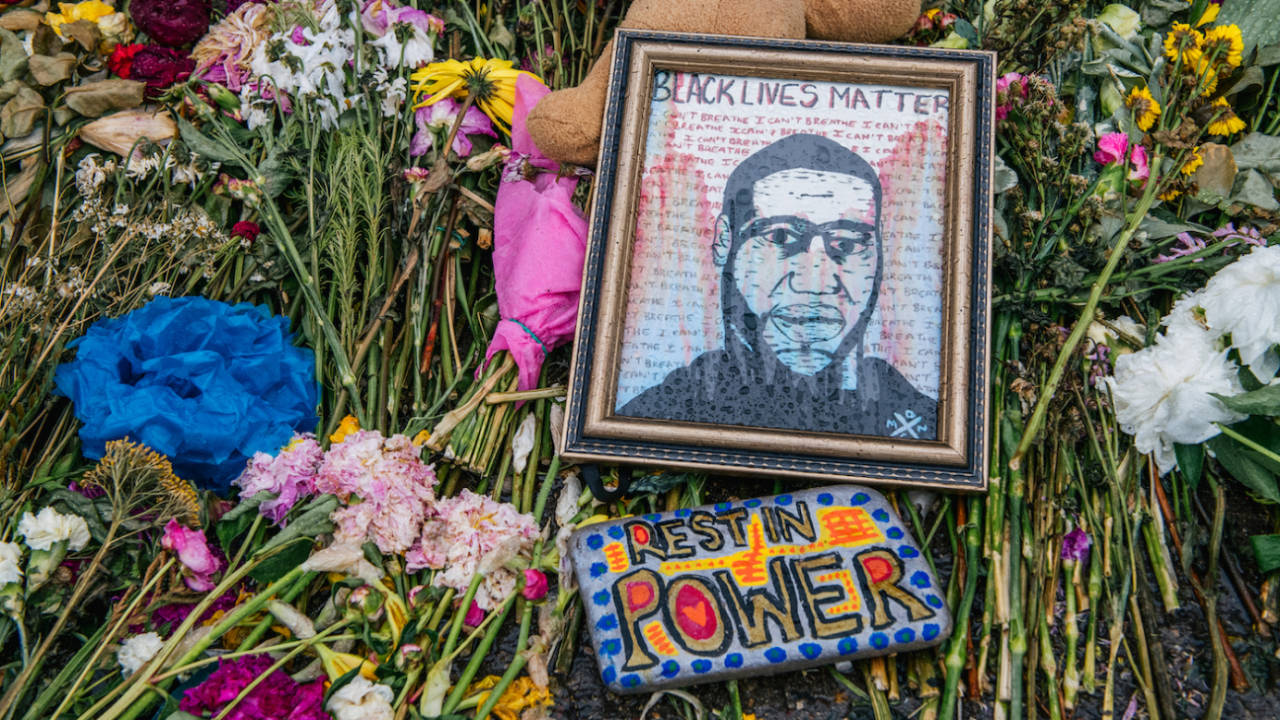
[[45, 0, 115, 36], [1159, 186, 1184, 202], [1207, 96, 1246, 135], [410, 57, 542, 134], [1202, 24, 1244, 68], [1163, 22, 1203, 61], [1182, 49, 1219, 96], [1180, 146, 1204, 176], [1127, 86, 1162, 131]]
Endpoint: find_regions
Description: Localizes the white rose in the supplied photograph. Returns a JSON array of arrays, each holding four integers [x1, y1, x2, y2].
[[1200, 244, 1280, 381], [326, 676, 395, 720], [0, 542, 22, 586], [17, 506, 91, 551], [1106, 322, 1245, 474], [117, 632, 164, 676]]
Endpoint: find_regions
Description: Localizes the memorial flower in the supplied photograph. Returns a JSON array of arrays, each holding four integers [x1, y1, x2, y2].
[[1094, 132, 1149, 181], [52, 296, 318, 492], [1163, 22, 1202, 61], [406, 489, 538, 611], [1202, 24, 1243, 68], [1207, 97, 1245, 135], [314, 430, 437, 554], [190, 2, 273, 91], [1199, 244, 1280, 379], [1126, 86, 1161, 131], [234, 433, 323, 525], [1179, 146, 1204, 176], [410, 97, 496, 157], [17, 506, 90, 552], [1106, 311, 1244, 474], [410, 57, 540, 133], [117, 632, 164, 675], [162, 519, 223, 591], [326, 676, 395, 720], [122, 45, 195, 97], [179, 655, 328, 720], [129, 0, 210, 47], [45, 0, 119, 37], [1061, 528, 1092, 562]]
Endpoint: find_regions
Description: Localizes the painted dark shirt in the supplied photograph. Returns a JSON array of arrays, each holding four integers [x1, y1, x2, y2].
[[618, 351, 937, 440]]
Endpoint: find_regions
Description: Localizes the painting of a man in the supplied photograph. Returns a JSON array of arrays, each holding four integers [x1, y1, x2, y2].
[[618, 133, 937, 440]]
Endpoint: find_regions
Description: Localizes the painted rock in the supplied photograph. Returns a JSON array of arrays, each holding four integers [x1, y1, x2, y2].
[[569, 485, 951, 692]]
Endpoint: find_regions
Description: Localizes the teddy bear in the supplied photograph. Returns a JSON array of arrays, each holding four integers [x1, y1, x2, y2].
[[525, 0, 924, 167]]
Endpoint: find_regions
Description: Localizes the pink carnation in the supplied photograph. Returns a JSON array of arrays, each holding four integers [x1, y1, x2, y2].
[[162, 520, 223, 592], [315, 430, 437, 555], [522, 568, 548, 601], [406, 489, 538, 611], [234, 434, 323, 526], [1094, 132, 1149, 181], [190, 2, 272, 92]]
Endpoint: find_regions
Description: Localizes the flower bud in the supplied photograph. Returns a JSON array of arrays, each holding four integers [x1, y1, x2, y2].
[[347, 584, 386, 622], [522, 568, 548, 601], [204, 83, 240, 111], [396, 643, 424, 669], [463, 600, 484, 628]]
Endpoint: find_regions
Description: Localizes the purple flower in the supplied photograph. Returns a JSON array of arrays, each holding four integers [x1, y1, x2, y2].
[[410, 98, 497, 158], [1155, 231, 1208, 263], [150, 587, 238, 631], [180, 655, 328, 720], [1061, 527, 1092, 562], [1212, 222, 1266, 248], [130, 0, 211, 47]]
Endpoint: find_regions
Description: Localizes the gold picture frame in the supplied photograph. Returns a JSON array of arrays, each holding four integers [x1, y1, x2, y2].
[[562, 31, 995, 491]]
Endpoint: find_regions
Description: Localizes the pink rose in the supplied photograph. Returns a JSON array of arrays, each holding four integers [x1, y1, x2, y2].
[[521, 568, 548, 601], [162, 519, 223, 592], [995, 72, 1028, 123]]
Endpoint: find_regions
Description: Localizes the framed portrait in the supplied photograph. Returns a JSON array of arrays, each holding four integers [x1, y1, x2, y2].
[[562, 31, 995, 491]]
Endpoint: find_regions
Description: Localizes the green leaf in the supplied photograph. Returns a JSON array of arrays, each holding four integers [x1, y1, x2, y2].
[[0, 29, 27, 83], [216, 491, 268, 551], [1209, 435, 1280, 503], [248, 540, 311, 584], [63, 78, 144, 117], [629, 472, 695, 495], [27, 52, 76, 86], [177, 115, 245, 167], [1175, 443, 1204, 487], [1217, 383, 1280, 415], [1230, 169, 1279, 211], [951, 19, 979, 47], [254, 494, 338, 556], [1250, 534, 1280, 574]]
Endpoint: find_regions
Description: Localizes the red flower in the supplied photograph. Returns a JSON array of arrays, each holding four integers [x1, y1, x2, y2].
[[127, 46, 195, 98], [108, 43, 144, 79], [130, 0, 210, 47], [231, 221, 260, 243]]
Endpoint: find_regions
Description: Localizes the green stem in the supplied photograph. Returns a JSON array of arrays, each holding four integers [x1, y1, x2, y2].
[[939, 497, 981, 720], [1010, 155, 1164, 468], [441, 592, 519, 714]]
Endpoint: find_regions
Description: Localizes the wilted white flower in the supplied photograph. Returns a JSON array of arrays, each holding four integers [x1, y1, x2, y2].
[[1200, 244, 1280, 380], [117, 632, 164, 675], [17, 506, 91, 551], [0, 542, 22, 586], [75, 154, 109, 196], [301, 539, 384, 586], [326, 676, 395, 720], [554, 472, 582, 528], [1106, 323, 1245, 474], [511, 413, 538, 473]]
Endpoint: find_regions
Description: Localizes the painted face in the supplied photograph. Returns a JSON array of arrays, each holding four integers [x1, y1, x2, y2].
[[730, 168, 880, 375]]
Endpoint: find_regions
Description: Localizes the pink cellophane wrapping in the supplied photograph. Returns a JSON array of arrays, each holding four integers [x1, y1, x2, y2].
[[483, 74, 588, 391]]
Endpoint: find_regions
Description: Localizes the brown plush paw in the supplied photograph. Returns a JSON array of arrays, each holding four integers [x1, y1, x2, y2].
[[806, 0, 923, 43], [525, 85, 606, 168]]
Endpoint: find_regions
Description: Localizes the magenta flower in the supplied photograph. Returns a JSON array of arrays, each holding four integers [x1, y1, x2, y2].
[[1094, 132, 1149, 181], [161, 520, 223, 592], [360, 0, 444, 37], [190, 3, 272, 92], [464, 600, 484, 627], [522, 568, 548, 601], [1061, 527, 1092, 562], [995, 72, 1027, 123], [1212, 222, 1266, 248], [410, 98, 497, 158], [179, 655, 328, 720]]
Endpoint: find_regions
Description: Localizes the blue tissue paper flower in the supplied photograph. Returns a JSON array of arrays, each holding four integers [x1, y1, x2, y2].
[[54, 296, 318, 493]]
